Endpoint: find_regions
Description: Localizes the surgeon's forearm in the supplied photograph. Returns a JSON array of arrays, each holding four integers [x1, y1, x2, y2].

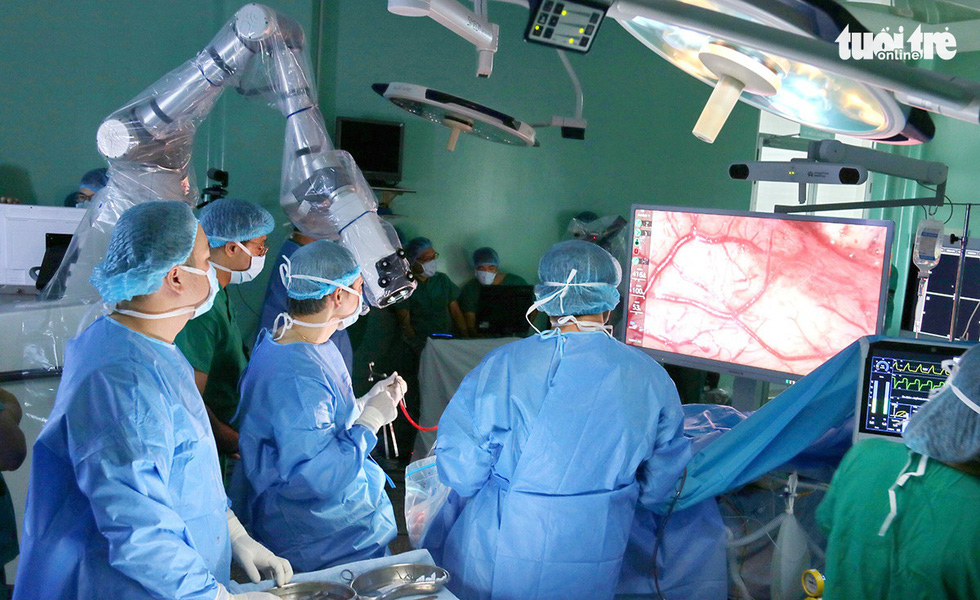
[[77, 450, 223, 600], [396, 309, 416, 339], [286, 425, 377, 499], [206, 405, 240, 456], [193, 369, 209, 397], [0, 412, 26, 471], [0, 388, 21, 424], [449, 301, 467, 338], [464, 312, 478, 338]]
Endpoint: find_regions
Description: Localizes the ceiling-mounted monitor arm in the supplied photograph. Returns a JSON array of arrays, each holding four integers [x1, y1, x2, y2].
[[530, 50, 588, 139], [388, 0, 500, 77], [607, 0, 980, 125], [772, 139, 948, 213]]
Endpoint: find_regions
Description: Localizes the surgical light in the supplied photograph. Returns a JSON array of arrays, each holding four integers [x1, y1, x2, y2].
[[612, 0, 933, 144], [372, 82, 537, 150], [388, 0, 498, 77]]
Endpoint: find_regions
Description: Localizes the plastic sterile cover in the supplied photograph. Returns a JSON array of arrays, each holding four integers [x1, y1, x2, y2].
[[38, 3, 413, 314]]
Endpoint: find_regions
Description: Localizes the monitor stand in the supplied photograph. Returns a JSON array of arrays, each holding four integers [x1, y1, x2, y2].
[[731, 376, 769, 412]]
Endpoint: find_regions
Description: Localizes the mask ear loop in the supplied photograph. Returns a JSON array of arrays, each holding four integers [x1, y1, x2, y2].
[[949, 383, 980, 415]]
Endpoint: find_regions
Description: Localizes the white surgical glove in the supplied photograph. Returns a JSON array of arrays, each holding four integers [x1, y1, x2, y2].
[[214, 583, 280, 600], [353, 377, 402, 434], [227, 510, 293, 587], [357, 372, 408, 412]]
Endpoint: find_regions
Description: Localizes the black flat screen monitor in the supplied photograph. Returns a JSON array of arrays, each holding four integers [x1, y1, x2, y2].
[[476, 285, 535, 337], [902, 246, 980, 341], [34, 233, 73, 294], [854, 339, 968, 443], [335, 117, 404, 186]]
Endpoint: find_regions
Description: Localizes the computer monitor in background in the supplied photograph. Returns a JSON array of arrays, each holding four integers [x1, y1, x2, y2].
[[34, 233, 75, 295], [625, 205, 893, 382], [0, 205, 86, 289], [476, 285, 535, 337], [854, 339, 968, 443], [334, 117, 404, 186], [901, 244, 980, 341]]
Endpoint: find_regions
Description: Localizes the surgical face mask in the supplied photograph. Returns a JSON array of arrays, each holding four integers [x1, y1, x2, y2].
[[338, 293, 368, 330], [212, 241, 266, 284], [475, 270, 496, 286], [272, 291, 364, 341], [115, 264, 218, 321], [421, 259, 438, 278]]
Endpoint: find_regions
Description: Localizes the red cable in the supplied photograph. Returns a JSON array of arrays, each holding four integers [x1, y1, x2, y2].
[[399, 401, 438, 431]]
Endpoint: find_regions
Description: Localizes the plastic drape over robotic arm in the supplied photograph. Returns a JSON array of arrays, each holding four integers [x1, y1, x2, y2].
[[49, 3, 415, 308]]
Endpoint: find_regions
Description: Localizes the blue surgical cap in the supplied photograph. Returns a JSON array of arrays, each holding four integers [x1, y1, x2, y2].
[[405, 237, 433, 263], [904, 343, 980, 463], [473, 247, 499, 267], [199, 197, 275, 247], [79, 168, 108, 193], [91, 201, 198, 304], [284, 239, 361, 300], [534, 240, 621, 316]]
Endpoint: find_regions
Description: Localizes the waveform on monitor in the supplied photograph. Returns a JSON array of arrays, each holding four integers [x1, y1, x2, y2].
[[894, 361, 949, 376], [893, 376, 945, 392]]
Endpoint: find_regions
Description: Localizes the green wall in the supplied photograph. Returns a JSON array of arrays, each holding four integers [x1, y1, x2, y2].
[[917, 52, 980, 239], [0, 0, 314, 336], [327, 0, 760, 285], [1, 0, 760, 337]]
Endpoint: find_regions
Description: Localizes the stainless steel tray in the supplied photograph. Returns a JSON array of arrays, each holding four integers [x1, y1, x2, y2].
[[349, 563, 450, 600], [265, 581, 357, 600]]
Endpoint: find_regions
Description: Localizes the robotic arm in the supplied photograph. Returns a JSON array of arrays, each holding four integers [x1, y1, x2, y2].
[[63, 3, 414, 307]]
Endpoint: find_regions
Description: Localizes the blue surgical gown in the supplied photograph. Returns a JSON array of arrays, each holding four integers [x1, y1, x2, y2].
[[14, 316, 230, 600], [230, 330, 396, 573], [433, 331, 720, 600], [256, 238, 353, 374]]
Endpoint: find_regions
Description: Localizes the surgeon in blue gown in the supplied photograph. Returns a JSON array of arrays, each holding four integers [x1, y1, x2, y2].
[[14, 202, 291, 600], [432, 240, 727, 600], [231, 240, 402, 573], [255, 230, 353, 374]]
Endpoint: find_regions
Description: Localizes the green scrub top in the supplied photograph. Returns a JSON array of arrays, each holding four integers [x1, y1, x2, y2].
[[403, 272, 460, 340], [0, 404, 18, 585], [817, 439, 980, 600], [458, 273, 529, 314], [175, 286, 248, 425]]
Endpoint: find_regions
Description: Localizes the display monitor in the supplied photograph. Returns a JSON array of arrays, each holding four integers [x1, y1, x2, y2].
[[854, 339, 968, 443], [335, 117, 404, 186], [625, 205, 893, 381], [0, 204, 86, 288], [476, 285, 535, 337], [904, 245, 980, 341]]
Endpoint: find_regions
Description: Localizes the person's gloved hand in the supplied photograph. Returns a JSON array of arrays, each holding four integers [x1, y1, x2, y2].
[[214, 583, 280, 600], [227, 510, 293, 587], [357, 372, 408, 412], [353, 376, 403, 434]]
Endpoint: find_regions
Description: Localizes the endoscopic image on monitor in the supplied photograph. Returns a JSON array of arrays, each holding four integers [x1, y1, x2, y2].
[[625, 206, 893, 380]]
